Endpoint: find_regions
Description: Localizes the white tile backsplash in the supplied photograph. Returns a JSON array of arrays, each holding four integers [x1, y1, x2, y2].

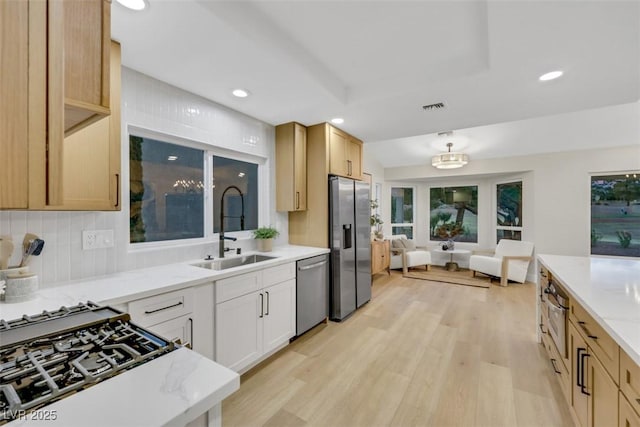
[[1, 68, 286, 287]]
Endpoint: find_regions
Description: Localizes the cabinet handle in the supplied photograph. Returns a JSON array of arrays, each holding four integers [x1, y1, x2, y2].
[[259, 293, 264, 318], [144, 301, 182, 314], [114, 173, 120, 207], [550, 358, 561, 374], [636, 398, 640, 405], [296, 192, 300, 210], [580, 351, 591, 396], [539, 323, 546, 334], [265, 291, 270, 316], [578, 321, 598, 340], [577, 347, 585, 387], [188, 317, 194, 350]]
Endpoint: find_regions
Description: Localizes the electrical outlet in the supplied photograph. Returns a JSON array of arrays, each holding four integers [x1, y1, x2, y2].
[[82, 230, 114, 250]]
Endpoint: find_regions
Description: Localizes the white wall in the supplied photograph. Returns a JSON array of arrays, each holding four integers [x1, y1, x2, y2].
[[384, 145, 640, 259], [0, 68, 283, 287]]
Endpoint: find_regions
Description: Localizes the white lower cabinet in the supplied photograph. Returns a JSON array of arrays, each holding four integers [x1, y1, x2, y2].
[[263, 279, 296, 354], [216, 291, 263, 372], [215, 263, 296, 373]]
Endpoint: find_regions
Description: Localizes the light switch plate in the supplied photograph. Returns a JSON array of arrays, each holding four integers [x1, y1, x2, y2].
[[82, 230, 114, 250]]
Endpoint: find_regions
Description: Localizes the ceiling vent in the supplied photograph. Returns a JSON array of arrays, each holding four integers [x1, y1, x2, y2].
[[422, 102, 445, 111]]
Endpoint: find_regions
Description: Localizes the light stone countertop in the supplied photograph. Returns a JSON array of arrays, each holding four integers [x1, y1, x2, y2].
[[537, 254, 640, 366], [1, 244, 329, 427]]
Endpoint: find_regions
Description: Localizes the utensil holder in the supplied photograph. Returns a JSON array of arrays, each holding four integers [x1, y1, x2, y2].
[[0, 266, 29, 281], [1, 273, 38, 303]]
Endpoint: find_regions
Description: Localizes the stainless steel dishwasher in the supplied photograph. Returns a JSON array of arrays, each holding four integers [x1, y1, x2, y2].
[[296, 254, 329, 336]]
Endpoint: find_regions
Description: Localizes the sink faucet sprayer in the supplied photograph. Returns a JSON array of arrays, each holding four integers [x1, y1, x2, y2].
[[219, 185, 245, 258]]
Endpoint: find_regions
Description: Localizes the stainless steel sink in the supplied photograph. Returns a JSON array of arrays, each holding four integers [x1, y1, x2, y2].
[[192, 254, 277, 270]]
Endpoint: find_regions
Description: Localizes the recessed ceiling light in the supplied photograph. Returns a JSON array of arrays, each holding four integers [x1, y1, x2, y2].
[[331, 118, 344, 125], [232, 89, 249, 98], [167, 155, 178, 161], [115, 0, 146, 11], [539, 70, 563, 81]]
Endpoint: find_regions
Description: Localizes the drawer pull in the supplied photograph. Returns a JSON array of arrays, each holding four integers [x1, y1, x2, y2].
[[578, 321, 598, 340], [144, 301, 183, 314], [550, 358, 561, 374], [539, 323, 547, 334]]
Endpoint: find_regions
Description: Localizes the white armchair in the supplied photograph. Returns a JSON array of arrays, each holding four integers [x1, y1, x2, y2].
[[387, 235, 431, 274], [469, 239, 534, 286]]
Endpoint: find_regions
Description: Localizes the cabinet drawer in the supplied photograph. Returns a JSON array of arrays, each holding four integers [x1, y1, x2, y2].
[[541, 326, 571, 404], [619, 391, 640, 427], [128, 288, 194, 328], [621, 349, 640, 416], [216, 271, 262, 303], [262, 263, 296, 288], [146, 314, 192, 348], [570, 300, 619, 384]]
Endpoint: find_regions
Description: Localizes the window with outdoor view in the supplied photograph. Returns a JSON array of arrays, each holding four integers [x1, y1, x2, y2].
[[130, 135, 205, 243], [496, 181, 523, 243], [390, 187, 414, 239], [430, 185, 478, 243], [591, 173, 640, 257], [212, 156, 259, 234]]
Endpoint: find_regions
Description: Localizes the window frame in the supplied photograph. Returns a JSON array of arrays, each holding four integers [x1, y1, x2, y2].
[[495, 179, 524, 244], [390, 186, 416, 239], [127, 126, 266, 250]]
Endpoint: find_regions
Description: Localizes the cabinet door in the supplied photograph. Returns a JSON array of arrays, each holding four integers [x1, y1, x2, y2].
[[216, 292, 262, 372], [275, 122, 307, 211], [588, 350, 618, 427], [619, 392, 640, 427], [55, 40, 120, 210], [293, 123, 307, 210], [0, 0, 29, 209], [347, 137, 363, 180], [262, 279, 296, 354], [61, 0, 111, 134], [328, 126, 349, 177], [570, 322, 589, 427], [146, 314, 192, 348]]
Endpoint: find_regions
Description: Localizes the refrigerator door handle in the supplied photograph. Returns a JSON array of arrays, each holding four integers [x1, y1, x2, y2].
[[343, 224, 352, 249]]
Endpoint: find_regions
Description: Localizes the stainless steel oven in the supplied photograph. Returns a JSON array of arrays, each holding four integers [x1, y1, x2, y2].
[[544, 280, 569, 358]]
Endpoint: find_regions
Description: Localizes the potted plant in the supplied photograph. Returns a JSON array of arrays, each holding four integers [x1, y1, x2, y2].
[[253, 226, 279, 252], [370, 199, 384, 240]]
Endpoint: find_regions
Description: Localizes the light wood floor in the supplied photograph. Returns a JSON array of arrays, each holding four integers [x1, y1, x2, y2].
[[222, 271, 575, 427]]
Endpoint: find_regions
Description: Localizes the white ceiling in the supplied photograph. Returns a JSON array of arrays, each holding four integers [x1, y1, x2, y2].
[[112, 0, 640, 167]]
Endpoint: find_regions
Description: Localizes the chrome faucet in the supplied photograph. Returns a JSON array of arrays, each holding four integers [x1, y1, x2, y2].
[[219, 185, 245, 258]]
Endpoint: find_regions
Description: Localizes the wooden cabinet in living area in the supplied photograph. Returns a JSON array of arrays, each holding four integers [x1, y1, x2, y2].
[[275, 122, 307, 212], [371, 240, 390, 276], [0, 0, 118, 211], [215, 263, 296, 373]]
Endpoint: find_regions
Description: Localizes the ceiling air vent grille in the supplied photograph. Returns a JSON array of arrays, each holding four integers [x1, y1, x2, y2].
[[422, 102, 445, 111]]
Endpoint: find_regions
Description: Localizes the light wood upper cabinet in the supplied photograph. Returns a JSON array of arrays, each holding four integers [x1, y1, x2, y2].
[[56, 0, 111, 135], [328, 126, 363, 180], [58, 41, 121, 210], [1, 0, 119, 211], [288, 122, 365, 248], [0, 0, 29, 209], [275, 122, 307, 212]]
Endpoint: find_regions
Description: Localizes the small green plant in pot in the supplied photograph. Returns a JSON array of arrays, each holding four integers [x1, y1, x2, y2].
[[253, 226, 279, 252]]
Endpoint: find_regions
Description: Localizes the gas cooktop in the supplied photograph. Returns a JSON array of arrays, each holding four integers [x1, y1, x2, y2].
[[0, 302, 175, 424]]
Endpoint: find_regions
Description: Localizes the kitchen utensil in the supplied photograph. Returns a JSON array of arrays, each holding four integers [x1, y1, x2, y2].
[[19, 233, 40, 267], [31, 238, 45, 256], [0, 238, 14, 270]]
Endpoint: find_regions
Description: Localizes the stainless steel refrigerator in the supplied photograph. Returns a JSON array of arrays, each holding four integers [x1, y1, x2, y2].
[[329, 176, 372, 321]]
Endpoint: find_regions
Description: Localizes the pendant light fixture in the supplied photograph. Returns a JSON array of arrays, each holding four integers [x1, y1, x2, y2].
[[432, 142, 469, 169]]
